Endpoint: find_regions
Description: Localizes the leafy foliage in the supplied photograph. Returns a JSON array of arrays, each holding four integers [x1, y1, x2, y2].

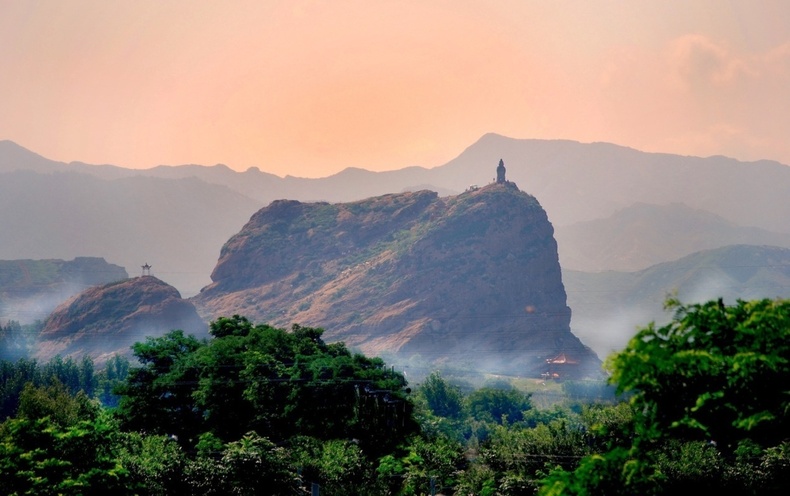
[[115, 316, 417, 454], [541, 298, 790, 495], [0, 320, 40, 361], [609, 297, 790, 450], [3, 299, 786, 494], [0, 383, 128, 495], [466, 386, 533, 424], [418, 371, 465, 419], [289, 436, 373, 496], [0, 355, 99, 420], [377, 434, 466, 496]]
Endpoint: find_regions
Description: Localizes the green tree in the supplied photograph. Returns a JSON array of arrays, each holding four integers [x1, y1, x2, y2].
[[96, 355, 130, 407], [540, 298, 790, 495], [117, 432, 189, 495], [0, 383, 129, 495], [185, 432, 301, 496], [0, 320, 39, 361], [417, 371, 465, 419], [0, 358, 40, 419], [609, 298, 790, 451], [377, 434, 466, 496], [115, 317, 417, 454], [114, 330, 206, 445], [17, 380, 97, 427], [290, 436, 373, 496], [466, 386, 532, 424]]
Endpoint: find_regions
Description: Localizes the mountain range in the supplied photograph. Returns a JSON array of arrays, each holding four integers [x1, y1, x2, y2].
[[3, 134, 790, 360], [565, 244, 790, 356], [555, 202, 790, 272], [0, 257, 127, 324], [5, 134, 790, 232]]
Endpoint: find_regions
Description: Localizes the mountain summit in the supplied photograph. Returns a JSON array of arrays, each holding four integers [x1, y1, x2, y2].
[[193, 172, 600, 378]]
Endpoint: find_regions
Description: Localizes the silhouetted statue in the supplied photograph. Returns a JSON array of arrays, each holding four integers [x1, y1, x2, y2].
[[496, 159, 506, 183]]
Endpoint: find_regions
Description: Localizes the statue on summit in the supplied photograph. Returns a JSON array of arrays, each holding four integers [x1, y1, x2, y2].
[[496, 159, 506, 183]]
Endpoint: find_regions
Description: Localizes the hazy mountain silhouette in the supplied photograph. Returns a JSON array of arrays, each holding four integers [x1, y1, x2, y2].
[[9, 134, 790, 234], [3, 133, 790, 336], [564, 245, 790, 357], [0, 257, 127, 325], [555, 203, 790, 272], [0, 168, 261, 297], [35, 275, 207, 364]]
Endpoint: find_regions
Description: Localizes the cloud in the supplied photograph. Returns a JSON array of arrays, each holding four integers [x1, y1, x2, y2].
[[594, 32, 790, 165], [666, 34, 754, 90]]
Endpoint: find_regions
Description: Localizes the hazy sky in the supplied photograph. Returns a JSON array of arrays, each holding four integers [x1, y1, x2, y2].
[[2, 0, 789, 177]]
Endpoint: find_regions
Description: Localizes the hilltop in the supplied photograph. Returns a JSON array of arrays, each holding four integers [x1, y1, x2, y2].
[[193, 180, 601, 378], [35, 276, 207, 364]]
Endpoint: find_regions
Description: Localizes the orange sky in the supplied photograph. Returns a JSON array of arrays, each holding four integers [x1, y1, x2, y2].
[[2, 0, 790, 177]]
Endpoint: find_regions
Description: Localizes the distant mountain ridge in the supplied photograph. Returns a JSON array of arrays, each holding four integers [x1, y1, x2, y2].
[[0, 167, 261, 297], [555, 203, 790, 272], [564, 244, 790, 356], [0, 257, 127, 325], [6, 134, 790, 231], [4, 135, 790, 359]]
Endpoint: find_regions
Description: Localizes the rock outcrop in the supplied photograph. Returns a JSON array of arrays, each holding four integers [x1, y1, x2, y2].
[[36, 276, 207, 364], [193, 182, 601, 378]]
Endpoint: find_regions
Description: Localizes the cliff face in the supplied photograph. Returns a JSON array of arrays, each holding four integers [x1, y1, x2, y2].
[[193, 183, 601, 377], [36, 276, 207, 364]]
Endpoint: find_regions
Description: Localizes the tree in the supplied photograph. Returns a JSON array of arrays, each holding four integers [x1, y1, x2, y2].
[[540, 298, 790, 495], [115, 317, 417, 454], [417, 371, 465, 419], [0, 320, 39, 361], [290, 436, 373, 495], [114, 330, 206, 445], [96, 355, 130, 407], [117, 432, 189, 495], [184, 432, 301, 496], [376, 434, 466, 496], [0, 358, 40, 419], [466, 386, 532, 424], [608, 297, 790, 451], [17, 380, 97, 427], [0, 383, 129, 495]]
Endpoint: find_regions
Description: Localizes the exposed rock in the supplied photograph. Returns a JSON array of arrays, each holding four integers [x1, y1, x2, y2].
[[36, 276, 207, 364], [193, 182, 601, 378]]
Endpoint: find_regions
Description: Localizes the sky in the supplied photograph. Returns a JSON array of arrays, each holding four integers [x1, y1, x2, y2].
[[2, 0, 790, 178]]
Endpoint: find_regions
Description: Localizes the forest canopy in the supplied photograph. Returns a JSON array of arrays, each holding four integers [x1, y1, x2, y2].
[[1, 299, 788, 495]]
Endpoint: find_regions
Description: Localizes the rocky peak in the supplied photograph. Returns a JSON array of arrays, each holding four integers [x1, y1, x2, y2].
[[193, 183, 601, 378]]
